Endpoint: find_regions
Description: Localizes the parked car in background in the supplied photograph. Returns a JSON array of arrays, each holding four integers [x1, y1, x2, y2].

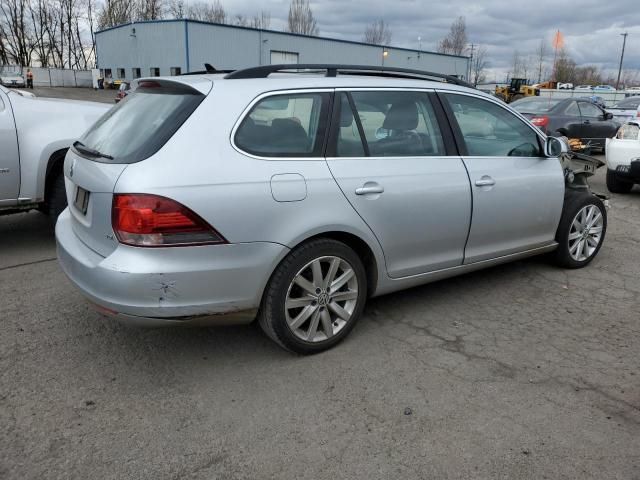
[[115, 82, 130, 103], [56, 66, 608, 354], [607, 96, 640, 122], [576, 85, 593, 91], [606, 121, 640, 193], [593, 85, 616, 92], [0, 84, 109, 221], [627, 86, 640, 92], [0, 73, 26, 88], [558, 82, 574, 89], [511, 96, 619, 149]]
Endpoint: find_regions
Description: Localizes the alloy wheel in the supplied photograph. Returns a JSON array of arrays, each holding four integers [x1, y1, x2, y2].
[[568, 204, 604, 262], [285, 256, 359, 342]]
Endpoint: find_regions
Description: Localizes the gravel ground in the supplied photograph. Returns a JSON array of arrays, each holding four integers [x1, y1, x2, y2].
[[1, 131, 639, 478]]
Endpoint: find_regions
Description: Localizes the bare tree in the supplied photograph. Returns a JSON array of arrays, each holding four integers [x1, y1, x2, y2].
[[511, 49, 522, 78], [535, 38, 547, 83], [186, 0, 226, 23], [233, 14, 248, 27], [437, 16, 467, 56], [251, 10, 270, 29], [363, 19, 391, 45], [0, 0, 36, 66], [167, 0, 185, 18], [286, 0, 318, 36], [471, 45, 487, 85], [98, 0, 134, 29], [137, 0, 164, 21]]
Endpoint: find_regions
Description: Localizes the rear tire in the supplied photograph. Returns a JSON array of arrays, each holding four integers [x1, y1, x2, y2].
[[259, 238, 367, 354], [47, 171, 67, 225], [554, 191, 606, 269], [606, 169, 633, 194]]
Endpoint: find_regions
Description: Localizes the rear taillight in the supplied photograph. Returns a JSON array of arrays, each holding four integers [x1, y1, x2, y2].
[[530, 116, 549, 128], [112, 194, 227, 247]]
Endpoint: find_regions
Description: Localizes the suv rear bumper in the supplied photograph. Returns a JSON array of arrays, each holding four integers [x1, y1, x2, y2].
[[55, 209, 288, 326]]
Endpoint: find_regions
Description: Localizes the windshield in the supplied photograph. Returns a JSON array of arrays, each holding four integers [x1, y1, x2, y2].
[[612, 97, 640, 109], [78, 80, 204, 164], [511, 98, 561, 114]]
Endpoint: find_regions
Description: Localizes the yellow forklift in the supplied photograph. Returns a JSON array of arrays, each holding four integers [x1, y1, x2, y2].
[[495, 78, 539, 103]]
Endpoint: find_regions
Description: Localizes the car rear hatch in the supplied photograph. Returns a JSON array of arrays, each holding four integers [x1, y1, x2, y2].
[[64, 77, 211, 257]]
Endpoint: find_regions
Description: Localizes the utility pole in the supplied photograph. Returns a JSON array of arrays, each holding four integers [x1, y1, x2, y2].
[[616, 32, 628, 90], [468, 43, 475, 83]]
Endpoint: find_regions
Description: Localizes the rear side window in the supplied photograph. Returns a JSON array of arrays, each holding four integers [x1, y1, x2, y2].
[[348, 91, 445, 157], [235, 92, 330, 157], [445, 94, 542, 157], [564, 101, 581, 117], [78, 80, 204, 164]]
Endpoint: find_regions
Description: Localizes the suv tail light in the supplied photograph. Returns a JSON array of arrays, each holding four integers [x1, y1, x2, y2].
[[112, 194, 227, 247], [530, 116, 549, 128]]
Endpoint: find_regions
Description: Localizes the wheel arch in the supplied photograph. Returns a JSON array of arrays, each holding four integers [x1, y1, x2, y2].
[[44, 148, 69, 204]]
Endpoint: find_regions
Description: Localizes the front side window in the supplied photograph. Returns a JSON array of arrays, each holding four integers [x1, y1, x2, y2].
[[235, 92, 330, 157], [445, 94, 542, 157], [347, 90, 445, 157], [578, 102, 602, 118]]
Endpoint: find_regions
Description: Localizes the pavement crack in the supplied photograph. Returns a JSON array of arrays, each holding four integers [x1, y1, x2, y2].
[[0, 257, 57, 272]]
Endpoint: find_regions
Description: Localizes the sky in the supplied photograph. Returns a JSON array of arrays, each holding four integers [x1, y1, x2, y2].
[[220, 0, 640, 82]]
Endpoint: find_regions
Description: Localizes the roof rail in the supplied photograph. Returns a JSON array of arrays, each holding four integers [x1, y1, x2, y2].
[[224, 64, 472, 87]]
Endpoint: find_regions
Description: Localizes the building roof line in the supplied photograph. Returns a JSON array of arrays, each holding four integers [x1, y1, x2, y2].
[[95, 19, 470, 60]]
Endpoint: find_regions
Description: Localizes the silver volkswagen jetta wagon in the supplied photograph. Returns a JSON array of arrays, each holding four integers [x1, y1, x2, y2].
[[56, 65, 607, 354]]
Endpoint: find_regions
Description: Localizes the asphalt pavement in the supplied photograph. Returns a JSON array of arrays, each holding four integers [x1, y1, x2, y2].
[[0, 92, 638, 478]]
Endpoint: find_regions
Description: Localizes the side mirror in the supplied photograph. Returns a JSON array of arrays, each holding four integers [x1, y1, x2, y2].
[[545, 136, 568, 158], [604, 111, 613, 120]]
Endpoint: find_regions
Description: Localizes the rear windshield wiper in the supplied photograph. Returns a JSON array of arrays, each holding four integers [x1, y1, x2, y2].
[[72, 140, 114, 160]]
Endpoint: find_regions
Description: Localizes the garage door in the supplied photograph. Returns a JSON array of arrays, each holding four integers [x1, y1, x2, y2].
[[270, 51, 299, 64]]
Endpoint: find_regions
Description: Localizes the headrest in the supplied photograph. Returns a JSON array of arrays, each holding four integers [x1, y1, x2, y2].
[[382, 101, 419, 130]]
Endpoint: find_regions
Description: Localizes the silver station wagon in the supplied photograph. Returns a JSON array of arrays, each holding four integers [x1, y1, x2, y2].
[[56, 65, 607, 354]]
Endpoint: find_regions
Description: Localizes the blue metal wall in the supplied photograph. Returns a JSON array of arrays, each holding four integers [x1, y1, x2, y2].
[[96, 20, 469, 81]]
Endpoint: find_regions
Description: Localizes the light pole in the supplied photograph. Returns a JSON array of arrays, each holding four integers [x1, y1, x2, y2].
[[615, 32, 628, 90]]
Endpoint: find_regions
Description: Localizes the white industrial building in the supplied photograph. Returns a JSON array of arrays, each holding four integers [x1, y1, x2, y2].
[[95, 19, 470, 81]]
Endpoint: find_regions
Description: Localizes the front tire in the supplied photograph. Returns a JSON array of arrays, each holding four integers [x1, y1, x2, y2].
[[606, 170, 633, 194], [554, 192, 607, 268], [259, 238, 367, 354]]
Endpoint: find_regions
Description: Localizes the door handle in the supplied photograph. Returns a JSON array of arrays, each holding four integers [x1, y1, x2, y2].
[[355, 183, 384, 195], [583, 120, 591, 124], [474, 177, 495, 187]]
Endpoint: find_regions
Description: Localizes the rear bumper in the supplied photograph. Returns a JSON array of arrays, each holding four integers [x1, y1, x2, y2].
[[55, 209, 289, 326]]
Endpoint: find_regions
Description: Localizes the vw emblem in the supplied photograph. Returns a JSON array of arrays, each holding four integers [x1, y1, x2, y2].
[[69, 159, 75, 178]]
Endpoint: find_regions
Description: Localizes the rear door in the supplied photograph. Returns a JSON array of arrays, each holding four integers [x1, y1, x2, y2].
[[326, 90, 472, 278], [0, 89, 20, 201], [440, 92, 564, 263]]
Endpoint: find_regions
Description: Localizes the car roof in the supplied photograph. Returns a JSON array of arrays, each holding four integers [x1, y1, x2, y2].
[[147, 72, 486, 98]]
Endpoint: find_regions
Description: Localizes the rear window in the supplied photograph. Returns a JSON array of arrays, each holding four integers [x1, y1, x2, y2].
[[77, 80, 204, 164], [511, 98, 561, 113], [235, 92, 330, 157]]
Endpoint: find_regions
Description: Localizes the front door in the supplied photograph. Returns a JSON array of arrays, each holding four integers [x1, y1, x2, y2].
[[0, 89, 20, 201], [441, 92, 565, 263], [326, 90, 472, 278], [578, 100, 611, 147]]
